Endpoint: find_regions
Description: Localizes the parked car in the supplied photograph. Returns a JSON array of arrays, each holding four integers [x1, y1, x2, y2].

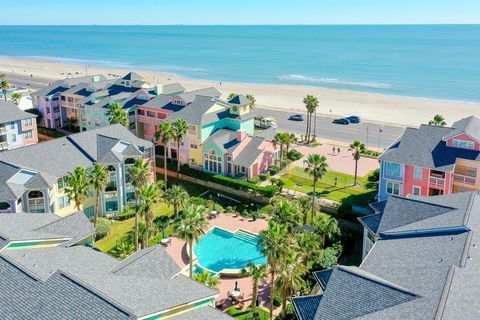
[[333, 118, 350, 125], [289, 114, 304, 121], [346, 115, 361, 123]]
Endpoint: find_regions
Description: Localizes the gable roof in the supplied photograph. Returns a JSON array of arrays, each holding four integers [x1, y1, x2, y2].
[[1, 244, 219, 318], [228, 94, 250, 105], [379, 124, 480, 171], [0, 212, 95, 250], [0, 101, 37, 123], [160, 83, 186, 95], [443, 116, 480, 142], [167, 95, 218, 125]]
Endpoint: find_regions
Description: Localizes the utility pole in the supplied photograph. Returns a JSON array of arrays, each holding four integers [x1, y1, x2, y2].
[[366, 126, 369, 150], [378, 128, 383, 151]]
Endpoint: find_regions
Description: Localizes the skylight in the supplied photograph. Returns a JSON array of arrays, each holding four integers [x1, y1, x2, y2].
[[8, 169, 37, 185]]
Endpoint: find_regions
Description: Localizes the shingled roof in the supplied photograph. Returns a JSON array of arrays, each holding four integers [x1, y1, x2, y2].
[[0, 101, 37, 124]]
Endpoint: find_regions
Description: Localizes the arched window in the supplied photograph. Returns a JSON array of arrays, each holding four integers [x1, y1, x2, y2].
[[28, 190, 45, 213], [124, 158, 135, 165]]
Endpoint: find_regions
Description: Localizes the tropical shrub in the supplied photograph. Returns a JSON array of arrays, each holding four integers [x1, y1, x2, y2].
[[268, 166, 280, 175], [248, 176, 260, 184], [117, 205, 137, 221], [287, 149, 304, 161], [367, 168, 380, 183], [95, 218, 112, 240], [188, 196, 207, 206], [258, 173, 269, 181]]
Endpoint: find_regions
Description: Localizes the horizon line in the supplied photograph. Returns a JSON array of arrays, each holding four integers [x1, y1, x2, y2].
[[1, 23, 479, 27]]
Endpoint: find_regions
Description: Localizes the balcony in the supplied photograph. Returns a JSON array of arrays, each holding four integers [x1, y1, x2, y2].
[[0, 127, 6, 135], [453, 174, 476, 186], [429, 176, 445, 188], [0, 142, 8, 151]]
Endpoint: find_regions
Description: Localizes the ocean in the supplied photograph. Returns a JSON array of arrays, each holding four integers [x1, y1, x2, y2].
[[0, 25, 479, 102]]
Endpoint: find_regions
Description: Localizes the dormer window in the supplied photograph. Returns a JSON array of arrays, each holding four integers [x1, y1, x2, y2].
[[452, 139, 474, 150]]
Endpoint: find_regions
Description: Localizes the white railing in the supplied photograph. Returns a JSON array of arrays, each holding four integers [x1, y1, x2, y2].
[[453, 174, 476, 186]]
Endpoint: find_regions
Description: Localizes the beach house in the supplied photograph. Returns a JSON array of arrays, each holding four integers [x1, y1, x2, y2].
[[292, 192, 480, 319], [0, 101, 38, 151], [0, 212, 231, 319], [378, 116, 480, 201], [0, 124, 154, 216]]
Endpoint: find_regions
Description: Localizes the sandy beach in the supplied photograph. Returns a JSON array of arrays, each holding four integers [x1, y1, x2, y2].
[[1, 56, 478, 127]]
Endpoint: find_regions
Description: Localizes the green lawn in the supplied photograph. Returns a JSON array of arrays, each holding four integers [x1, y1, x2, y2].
[[95, 202, 173, 252], [225, 306, 270, 320], [280, 167, 376, 206]]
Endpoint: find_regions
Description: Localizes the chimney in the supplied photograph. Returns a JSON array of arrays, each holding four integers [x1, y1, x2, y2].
[[236, 129, 247, 142], [154, 84, 163, 95]]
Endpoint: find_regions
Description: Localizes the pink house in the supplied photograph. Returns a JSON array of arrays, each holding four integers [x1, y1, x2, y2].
[[379, 116, 480, 201], [0, 101, 38, 151]]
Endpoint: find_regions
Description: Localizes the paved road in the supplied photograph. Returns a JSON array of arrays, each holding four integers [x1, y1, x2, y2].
[[253, 108, 404, 149], [3, 72, 405, 148]]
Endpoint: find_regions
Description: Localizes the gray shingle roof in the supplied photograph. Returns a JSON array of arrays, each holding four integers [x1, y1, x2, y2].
[[203, 129, 240, 153], [228, 94, 250, 105], [0, 101, 37, 124], [1, 244, 219, 318], [0, 211, 94, 248], [167, 95, 218, 125], [161, 83, 186, 95], [178, 87, 220, 104], [234, 137, 265, 167], [292, 295, 322, 320], [379, 124, 480, 171], [443, 116, 480, 142], [295, 193, 480, 320]]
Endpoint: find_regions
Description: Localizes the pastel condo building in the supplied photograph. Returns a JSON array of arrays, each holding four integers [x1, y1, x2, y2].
[[0, 212, 230, 319], [378, 116, 480, 201], [32, 72, 279, 179], [0, 101, 38, 151], [0, 124, 154, 216]]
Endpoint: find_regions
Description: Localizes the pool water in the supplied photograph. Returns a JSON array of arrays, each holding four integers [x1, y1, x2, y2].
[[194, 227, 267, 273]]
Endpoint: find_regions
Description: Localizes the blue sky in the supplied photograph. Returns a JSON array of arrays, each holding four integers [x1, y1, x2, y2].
[[2, 0, 479, 25]]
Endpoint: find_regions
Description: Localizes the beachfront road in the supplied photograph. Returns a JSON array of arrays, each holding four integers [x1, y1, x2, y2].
[[5, 72, 404, 149], [253, 109, 404, 149]]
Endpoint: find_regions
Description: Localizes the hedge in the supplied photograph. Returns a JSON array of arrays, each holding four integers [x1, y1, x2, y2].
[[178, 165, 279, 197]]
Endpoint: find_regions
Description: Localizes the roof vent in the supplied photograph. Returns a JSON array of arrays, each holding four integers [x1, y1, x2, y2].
[[438, 258, 444, 263]]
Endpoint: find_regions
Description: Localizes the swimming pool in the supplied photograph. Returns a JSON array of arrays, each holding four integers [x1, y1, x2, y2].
[[194, 227, 267, 275]]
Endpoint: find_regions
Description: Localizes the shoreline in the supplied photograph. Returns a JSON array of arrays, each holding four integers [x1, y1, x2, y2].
[[1, 55, 479, 127]]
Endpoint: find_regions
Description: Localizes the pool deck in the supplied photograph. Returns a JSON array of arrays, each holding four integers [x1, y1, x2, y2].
[[164, 213, 271, 310]]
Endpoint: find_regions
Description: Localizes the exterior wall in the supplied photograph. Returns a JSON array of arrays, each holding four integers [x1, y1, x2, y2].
[[378, 161, 405, 201], [403, 165, 430, 197], [201, 119, 241, 143], [21, 118, 38, 146], [240, 118, 254, 135], [4, 120, 23, 150], [362, 226, 376, 260], [446, 133, 480, 151], [452, 158, 480, 192], [202, 141, 225, 175], [187, 126, 202, 167]]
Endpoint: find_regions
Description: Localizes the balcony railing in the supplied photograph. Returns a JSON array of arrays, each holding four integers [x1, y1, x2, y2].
[[429, 177, 445, 187], [0, 142, 8, 151], [453, 174, 476, 186]]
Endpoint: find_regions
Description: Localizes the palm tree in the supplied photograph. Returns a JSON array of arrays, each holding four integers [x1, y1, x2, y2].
[[65, 167, 90, 211], [276, 248, 307, 318], [111, 236, 134, 259], [228, 92, 238, 101], [10, 92, 21, 105], [193, 270, 220, 289], [155, 120, 173, 185], [246, 94, 256, 109], [171, 119, 189, 179], [66, 117, 77, 131], [164, 185, 189, 218], [89, 163, 109, 227], [273, 132, 289, 168], [271, 198, 301, 233], [259, 221, 289, 320], [128, 159, 152, 251], [296, 232, 321, 267], [315, 215, 340, 245], [304, 154, 328, 218], [303, 95, 319, 143], [284, 133, 297, 155], [0, 74, 9, 102], [107, 102, 128, 126], [297, 196, 311, 225], [349, 140, 366, 186], [172, 204, 208, 278], [429, 114, 447, 127], [240, 262, 268, 311], [138, 182, 163, 247]]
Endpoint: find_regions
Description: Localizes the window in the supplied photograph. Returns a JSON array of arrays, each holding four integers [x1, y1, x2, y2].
[[58, 195, 70, 209], [57, 177, 67, 190], [61, 96, 66, 101], [11, 134, 16, 142], [24, 118, 33, 126], [414, 167, 422, 180], [188, 125, 196, 134], [386, 181, 400, 195], [204, 152, 222, 174], [67, 97, 73, 103], [128, 110, 136, 116], [24, 130, 33, 139], [138, 109, 145, 116], [28, 190, 45, 213], [385, 162, 401, 177], [412, 186, 421, 196], [190, 143, 198, 149], [452, 139, 475, 150], [10, 122, 15, 129], [46, 107, 51, 114], [147, 111, 156, 118]]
